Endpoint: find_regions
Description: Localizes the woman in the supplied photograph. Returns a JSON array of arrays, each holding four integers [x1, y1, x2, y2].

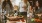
[[2, 0, 13, 14], [35, 1, 40, 11], [2, 0, 13, 23], [19, 0, 28, 23]]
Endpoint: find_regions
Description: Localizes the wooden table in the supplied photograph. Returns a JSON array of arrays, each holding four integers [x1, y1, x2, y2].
[[6, 16, 26, 23]]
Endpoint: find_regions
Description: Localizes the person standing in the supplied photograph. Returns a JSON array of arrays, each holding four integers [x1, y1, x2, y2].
[[35, 1, 40, 11], [19, 0, 29, 23], [2, 0, 13, 23], [2, 0, 13, 14]]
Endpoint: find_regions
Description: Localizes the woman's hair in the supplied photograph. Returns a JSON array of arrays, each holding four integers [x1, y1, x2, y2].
[[2, 0, 13, 10]]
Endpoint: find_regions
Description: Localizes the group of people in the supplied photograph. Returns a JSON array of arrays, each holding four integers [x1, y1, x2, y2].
[[1, 0, 29, 23], [0, 0, 41, 23]]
